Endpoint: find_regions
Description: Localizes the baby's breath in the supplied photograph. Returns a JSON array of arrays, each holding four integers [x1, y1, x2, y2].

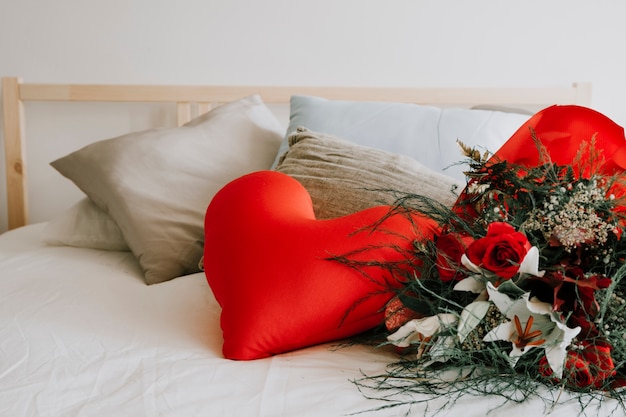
[[521, 177, 618, 251]]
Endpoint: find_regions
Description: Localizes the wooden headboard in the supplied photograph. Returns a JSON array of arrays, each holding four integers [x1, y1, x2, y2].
[[1, 77, 592, 230]]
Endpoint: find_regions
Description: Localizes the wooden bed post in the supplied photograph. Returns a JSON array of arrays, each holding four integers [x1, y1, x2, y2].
[[2, 77, 28, 230]]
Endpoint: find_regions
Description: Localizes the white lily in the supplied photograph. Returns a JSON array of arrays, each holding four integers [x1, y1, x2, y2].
[[517, 246, 544, 277], [483, 283, 580, 378], [525, 295, 581, 378], [460, 253, 484, 275], [387, 313, 458, 348], [388, 313, 459, 361]]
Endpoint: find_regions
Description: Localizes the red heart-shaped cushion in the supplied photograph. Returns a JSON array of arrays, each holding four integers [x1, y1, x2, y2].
[[204, 171, 437, 360]]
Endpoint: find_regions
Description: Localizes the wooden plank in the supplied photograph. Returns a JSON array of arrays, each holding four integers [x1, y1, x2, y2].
[[177, 102, 192, 126], [2, 77, 28, 229], [17, 83, 588, 106], [197, 102, 212, 116]]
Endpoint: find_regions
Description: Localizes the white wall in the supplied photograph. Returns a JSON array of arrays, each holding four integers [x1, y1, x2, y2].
[[1, 0, 626, 232]]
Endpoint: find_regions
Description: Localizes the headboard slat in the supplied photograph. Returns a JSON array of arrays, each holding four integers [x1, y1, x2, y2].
[[176, 102, 192, 126], [197, 102, 213, 117]]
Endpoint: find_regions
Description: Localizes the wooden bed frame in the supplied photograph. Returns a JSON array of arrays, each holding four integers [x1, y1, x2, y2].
[[1, 77, 592, 231]]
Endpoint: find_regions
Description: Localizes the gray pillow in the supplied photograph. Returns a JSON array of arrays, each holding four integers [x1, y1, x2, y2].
[[275, 127, 464, 220], [42, 198, 129, 251], [51, 95, 284, 284]]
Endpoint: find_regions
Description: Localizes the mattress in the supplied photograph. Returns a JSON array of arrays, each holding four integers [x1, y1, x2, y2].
[[0, 223, 392, 416], [0, 223, 618, 417]]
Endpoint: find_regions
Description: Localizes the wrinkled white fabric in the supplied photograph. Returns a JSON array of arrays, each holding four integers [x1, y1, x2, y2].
[[0, 224, 616, 417]]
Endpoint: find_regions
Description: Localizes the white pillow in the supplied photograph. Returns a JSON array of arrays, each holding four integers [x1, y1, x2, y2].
[[272, 95, 441, 168], [42, 198, 129, 251], [437, 108, 530, 180], [273, 95, 530, 182], [51, 95, 284, 284]]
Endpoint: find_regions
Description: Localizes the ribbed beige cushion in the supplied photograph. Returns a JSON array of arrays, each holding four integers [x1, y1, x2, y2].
[[275, 127, 464, 220]]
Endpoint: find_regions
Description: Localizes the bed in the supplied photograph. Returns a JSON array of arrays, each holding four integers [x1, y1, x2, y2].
[[2, 77, 617, 417]]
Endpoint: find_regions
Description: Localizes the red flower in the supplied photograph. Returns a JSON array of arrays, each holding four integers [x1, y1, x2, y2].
[[384, 297, 422, 331], [533, 269, 611, 338], [435, 232, 475, 282], [539, 342, 616, 389], [465, 222, 531, 279]]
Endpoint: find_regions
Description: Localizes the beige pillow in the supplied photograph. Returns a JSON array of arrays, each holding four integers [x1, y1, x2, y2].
[[275, 127, 464, 220], [51, 95, 284, 284], [42, 198, 129, 251]]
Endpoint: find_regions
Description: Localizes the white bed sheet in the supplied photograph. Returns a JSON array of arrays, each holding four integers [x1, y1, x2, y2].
[[0, 224, 619, 417]]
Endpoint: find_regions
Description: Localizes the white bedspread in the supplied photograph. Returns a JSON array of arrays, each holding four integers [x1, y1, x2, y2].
[[0, 225, 618, 417]]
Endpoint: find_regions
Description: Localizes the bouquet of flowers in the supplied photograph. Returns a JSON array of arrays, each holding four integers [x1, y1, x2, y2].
[[352, 130, 626, 414]]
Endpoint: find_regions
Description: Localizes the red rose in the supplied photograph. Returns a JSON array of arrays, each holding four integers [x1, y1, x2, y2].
[[579, 342, 616, 389], [562, 352, 595, 388], [435, 232, 475, 282], [539, 342, 616, 389], [465, 222, 531, 279]]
